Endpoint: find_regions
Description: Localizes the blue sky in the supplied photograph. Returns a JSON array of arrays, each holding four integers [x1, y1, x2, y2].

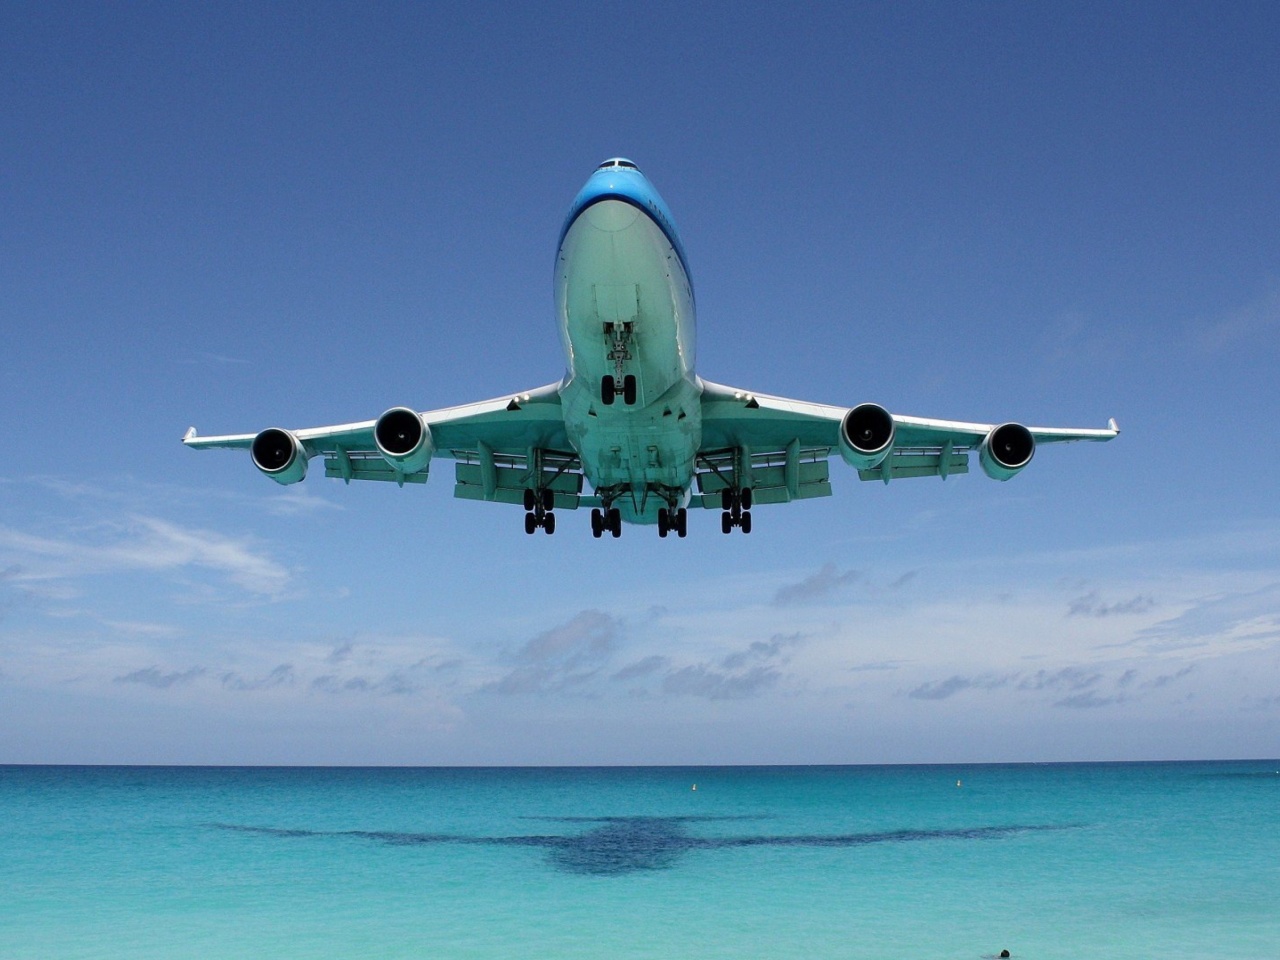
[[2, 1, 1278, 764]]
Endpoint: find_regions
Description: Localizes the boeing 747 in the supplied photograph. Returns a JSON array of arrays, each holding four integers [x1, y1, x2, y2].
[[185, 159, 1118, 538]]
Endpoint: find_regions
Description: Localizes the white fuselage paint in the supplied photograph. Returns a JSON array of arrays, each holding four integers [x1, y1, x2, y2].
[[554, 194, 702, 523]]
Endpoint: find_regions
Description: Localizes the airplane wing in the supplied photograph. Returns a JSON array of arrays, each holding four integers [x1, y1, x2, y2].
[[183, 382, 590, 509], [693, 379, 1118, 508]]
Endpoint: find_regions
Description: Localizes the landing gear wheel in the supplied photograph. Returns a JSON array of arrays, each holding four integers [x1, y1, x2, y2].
[[543, 512, 555, 535], [741, 488, 753, 510], [657, 509, 669, 538], [676, 507, 688, 538], [740, 510, 752, 534], [721, 511, 733, 535], [601, 376, 615, 405], [609, 508, 622, 538], [721, 490, 733, 511], [623, 374, 637, 405], [524, 513, 537, 535], [541, 488, 554, 511], [591, 508, 603, 538], [523, 488, 536, 512]]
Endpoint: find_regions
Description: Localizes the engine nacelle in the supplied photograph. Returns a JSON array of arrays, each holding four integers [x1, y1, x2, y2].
[[979, 422, 1035, 480], [838, 403, 895, 470], [375, 406, 434, 475], [251, 428, 308, 485]]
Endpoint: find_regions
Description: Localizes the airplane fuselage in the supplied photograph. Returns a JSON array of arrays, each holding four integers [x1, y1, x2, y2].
[[554, 160, 702, 523]]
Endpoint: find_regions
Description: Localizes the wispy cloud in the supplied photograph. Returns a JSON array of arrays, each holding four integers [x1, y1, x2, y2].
[[1137, 583, 1280, 650], [662, 664, 781, 700], [1190, 289, 1280, 353], [659, 633, 802, 700], [114, 666, 206, 689], [0, 516, 291, 597], [611, 655, 670, 682], [1017, 667, 1103, 693], [484, 611, 621, 695], [908, 673, 1014, 700], [222, 664, 295, 691], [772, 563, 861, 606], [1067, 591, 1155, 618]]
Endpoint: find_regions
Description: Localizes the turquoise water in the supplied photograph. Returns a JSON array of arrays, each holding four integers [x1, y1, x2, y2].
[[2, 763, 1278, 959]]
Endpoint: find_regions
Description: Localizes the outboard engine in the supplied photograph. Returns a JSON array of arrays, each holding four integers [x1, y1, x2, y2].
[[251, 428, 308, 485], [375, 407, 434, 475], [979, 423, 1035, 480], [838, 403, 895, 470]]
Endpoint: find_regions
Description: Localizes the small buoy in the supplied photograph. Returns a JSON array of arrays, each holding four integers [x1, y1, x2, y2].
[[691, 784, 697, 791], [956, 779, 962, 788]]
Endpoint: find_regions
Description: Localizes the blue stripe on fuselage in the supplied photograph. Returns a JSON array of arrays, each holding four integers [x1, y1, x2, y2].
[[557, 166, 693, 291]]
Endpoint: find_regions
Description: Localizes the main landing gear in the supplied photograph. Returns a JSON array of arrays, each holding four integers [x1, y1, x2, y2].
[[657, 507, 688, 538], [720, 488, 752, 534], [523, 488, 555, 535], [591, 507, 623, 538]]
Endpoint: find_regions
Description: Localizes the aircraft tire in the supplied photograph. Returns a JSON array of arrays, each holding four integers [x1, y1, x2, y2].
[[609, 508, 622, 537], [523, 488, 535, 511], [541, 488, 554, 511], [657, 510, 669, 537], [721, 512, 733, 535], [591, 508, 603, 538], [524, 513, 537, 535], [676, 507, 688, 538], [741, 488, 752, 510], [623, 374, 637, 405], [601, 376, 615, 405], [741, 511, 752, 534], [544, 513, 556, 535]]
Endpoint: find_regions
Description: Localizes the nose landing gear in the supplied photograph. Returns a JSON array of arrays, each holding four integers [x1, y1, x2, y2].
[[600, 322, 638, 405]]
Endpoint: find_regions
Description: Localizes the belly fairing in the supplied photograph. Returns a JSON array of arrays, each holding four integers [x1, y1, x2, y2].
[[554, 190, 701, 519]]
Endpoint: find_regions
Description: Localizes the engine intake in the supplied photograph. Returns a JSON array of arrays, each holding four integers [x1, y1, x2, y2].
[[979, 422, 1035, 480], [251, 428, 307, 485], [838, 403, 895, 469], [375, 406, 434, 475]]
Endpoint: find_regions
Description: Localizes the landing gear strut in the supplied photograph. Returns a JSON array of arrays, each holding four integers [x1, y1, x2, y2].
[[720, 488, 752, 534], [523, 487, 556, 535]]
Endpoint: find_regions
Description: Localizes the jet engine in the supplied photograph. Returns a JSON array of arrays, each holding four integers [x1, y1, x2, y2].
[[251, 428, 308, 485], [979, 422, 1035, 480], [375, 406, 434, 475], [838, 403, 895, 469]]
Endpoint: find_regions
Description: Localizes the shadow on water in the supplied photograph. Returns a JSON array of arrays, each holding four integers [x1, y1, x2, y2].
[[212, 816, 1079, 877]]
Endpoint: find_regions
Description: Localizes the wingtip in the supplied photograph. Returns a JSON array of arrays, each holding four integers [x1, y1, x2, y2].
[[183, 426, 197, 442], [1107, 418, 1120, 434]]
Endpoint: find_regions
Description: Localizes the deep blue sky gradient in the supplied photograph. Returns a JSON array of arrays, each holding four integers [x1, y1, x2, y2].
[[2, 1, 1278, 763]]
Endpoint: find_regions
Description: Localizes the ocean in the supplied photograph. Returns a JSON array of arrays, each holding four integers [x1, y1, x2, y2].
[[2, 762, 1277, 959]]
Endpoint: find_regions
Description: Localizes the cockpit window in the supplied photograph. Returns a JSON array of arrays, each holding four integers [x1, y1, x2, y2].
[[597, 158, 639, 170]]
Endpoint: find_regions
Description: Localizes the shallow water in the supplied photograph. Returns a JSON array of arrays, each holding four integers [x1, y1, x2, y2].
[[3, 762, 1278, 959]]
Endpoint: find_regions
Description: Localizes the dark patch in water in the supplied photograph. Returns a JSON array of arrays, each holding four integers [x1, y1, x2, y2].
[[212, 816, 1078, 877]]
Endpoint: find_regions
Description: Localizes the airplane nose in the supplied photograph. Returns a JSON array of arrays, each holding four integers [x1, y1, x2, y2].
[[584, 199, 639, 233]]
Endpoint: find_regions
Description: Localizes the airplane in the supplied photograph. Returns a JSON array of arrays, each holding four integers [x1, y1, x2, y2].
[[184, 158, 1118, 538]]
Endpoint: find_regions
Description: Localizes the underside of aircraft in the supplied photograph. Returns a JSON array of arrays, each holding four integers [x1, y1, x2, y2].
[[185, 159, 1118, 538]]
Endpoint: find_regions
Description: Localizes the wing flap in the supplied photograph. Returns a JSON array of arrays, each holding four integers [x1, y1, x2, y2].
[[857, 450, 971, 483]]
